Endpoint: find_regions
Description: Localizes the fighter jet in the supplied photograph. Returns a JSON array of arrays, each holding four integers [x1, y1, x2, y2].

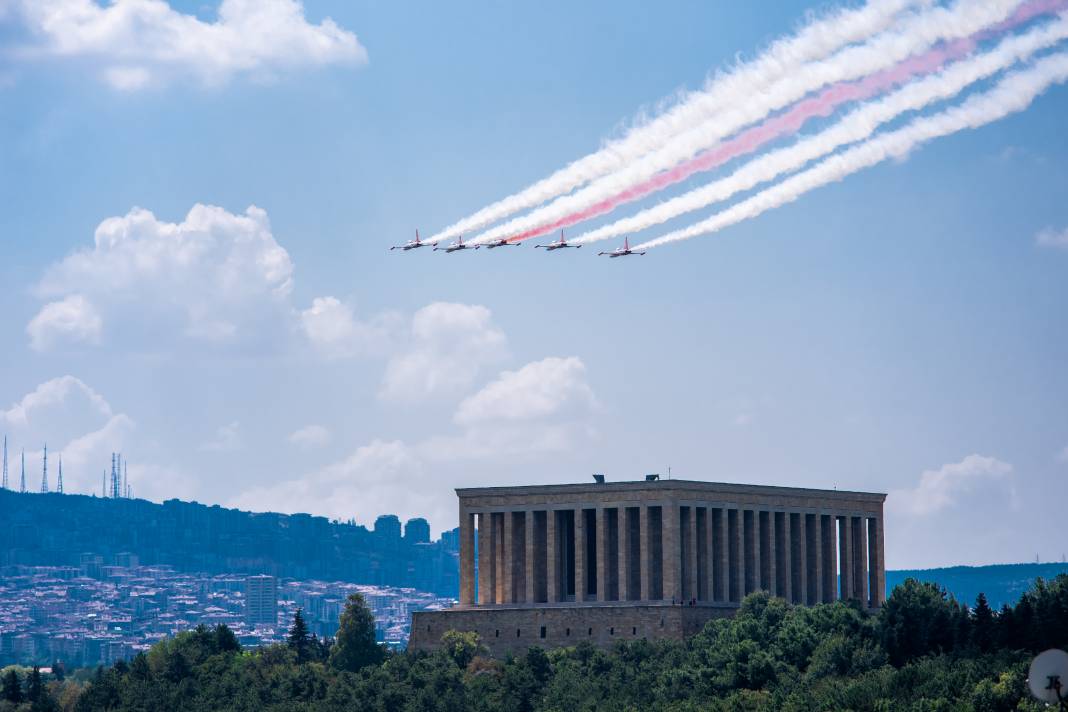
[[598, 237, 646, 258], [390, 230, 426, 251], [534, 231, 580, 250], [434, 236, 480, 253], [484, 237, 519, 249]]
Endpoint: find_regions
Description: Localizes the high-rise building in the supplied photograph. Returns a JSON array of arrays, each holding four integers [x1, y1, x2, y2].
[[374, 514, 402, 540], [404, 517, 431, 544], [439, 526, 460, 553], [244, 575, 278, 627]]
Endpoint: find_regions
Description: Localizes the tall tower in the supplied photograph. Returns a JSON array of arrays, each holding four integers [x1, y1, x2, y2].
[[57, 455, 64, 494], [20, 450, 26, 493], [2, 436, 7, 490], [40, 444, 49, 493]]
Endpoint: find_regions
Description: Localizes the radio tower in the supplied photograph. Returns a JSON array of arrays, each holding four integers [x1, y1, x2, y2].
[[2, 436, 7, 490], [57, 455, 64, 494], [20, 449, 26, 493], [40, 444, 49, 493], [110, 453, 122, 499]]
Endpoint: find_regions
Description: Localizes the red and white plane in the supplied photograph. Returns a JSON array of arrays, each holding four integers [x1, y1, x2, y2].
[[484, 237, 519, 249], [390, 230, 427, 251], [534, 231, 581, 250], [434, 236, 480, 253], [598, 237, 646, 258]]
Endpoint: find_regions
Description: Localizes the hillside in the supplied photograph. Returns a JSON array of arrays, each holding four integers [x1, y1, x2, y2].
[[887, 562, 1068, 609], [0, 490, 458, 597]]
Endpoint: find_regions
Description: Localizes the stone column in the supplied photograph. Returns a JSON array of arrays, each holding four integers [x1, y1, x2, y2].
[[868, 516, 885, 607], [525, 510, 536, 604], [729, 508, 743, 602], [853, 515, 868, 607], [494, 513, 505, 604], [636, 505, 645, 602], [703, 507, 714, 602], [838, 515, 853, 601], [777, 511, 791, 602], [743, 509, 759, 595], [502, 512, 514, 604], [686, 506, 698, 601], [460, 507, 475, 605], [618, 507, 631, 601], [716, 507, 729, 602], [547, 510, 559, 603], [574, 507, 586, 602], [795, 512, 807, 605], [762, 511, 775, 594], [821, 514, 836, 602], [808, 513, 822, 604], [596, 507, 609, 602], [477, 512, 493, 605], [662, 502, 681, 602]]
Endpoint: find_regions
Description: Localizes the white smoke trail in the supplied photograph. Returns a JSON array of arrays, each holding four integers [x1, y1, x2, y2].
[[469, 0, 1026, 245], [423, 0, 921, 243], [575, 13, 1068, 245], [634, 50, 1068, 251]]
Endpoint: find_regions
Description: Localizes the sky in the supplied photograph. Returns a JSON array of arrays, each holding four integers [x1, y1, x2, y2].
[[0, 0, 1066, 570]]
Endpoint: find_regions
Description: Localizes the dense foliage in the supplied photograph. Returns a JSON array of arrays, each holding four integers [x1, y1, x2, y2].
[[3, 575, 1066, 711]]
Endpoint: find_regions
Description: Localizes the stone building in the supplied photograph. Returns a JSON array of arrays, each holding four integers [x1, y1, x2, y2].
[[409, 478, 886, 656]]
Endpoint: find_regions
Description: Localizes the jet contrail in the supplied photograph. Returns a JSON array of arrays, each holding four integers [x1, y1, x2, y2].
[[633, 50, 1068, 251], [423, 0, 922, 244], [469, 0, 1035, 245], [574, 12, 1068, 245]]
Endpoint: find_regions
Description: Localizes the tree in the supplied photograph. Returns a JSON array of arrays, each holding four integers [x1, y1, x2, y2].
[[288, 608, 313, 664], [214, 623, 241, 654], [51, 661, 65, 682], [1, 668, 22, 703], [972, 592, 994, 653], [878, 578, 960, 666], [329, 593, 383, 673], [26, 666, 44, 702], [440, 630, 485, 670]]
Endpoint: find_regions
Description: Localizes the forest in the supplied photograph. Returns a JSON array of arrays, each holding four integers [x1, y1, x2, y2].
[[3, 575, 1067, 711]]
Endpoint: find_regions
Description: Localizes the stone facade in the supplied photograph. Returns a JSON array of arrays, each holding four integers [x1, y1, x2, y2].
[[410, 478, 886, 656]]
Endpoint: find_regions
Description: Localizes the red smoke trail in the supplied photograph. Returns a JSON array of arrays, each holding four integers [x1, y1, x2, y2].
[[507, 0, 1064, 243]]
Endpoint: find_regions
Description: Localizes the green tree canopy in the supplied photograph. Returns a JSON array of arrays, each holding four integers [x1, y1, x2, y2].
[[329, 592, 384, 673]]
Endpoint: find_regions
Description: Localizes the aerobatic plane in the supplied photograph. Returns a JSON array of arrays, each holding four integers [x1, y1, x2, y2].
[[434, 236, 480, 253], [390, 230, 426, 251], [484, 237, 519, 249], [598, 237, 646, 258], [534, 231, 580, 250]]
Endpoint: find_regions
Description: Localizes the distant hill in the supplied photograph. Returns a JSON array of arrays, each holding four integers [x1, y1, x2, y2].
[[887, 562, 1068, 609], [0, 490, 459, 597]]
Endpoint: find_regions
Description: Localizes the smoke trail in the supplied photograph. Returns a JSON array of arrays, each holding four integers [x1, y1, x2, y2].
[[472, 0, 1053, 245], [634, 51, 1068, 251], [425, 0, 921, 244], [575, 12, 1068, 244]]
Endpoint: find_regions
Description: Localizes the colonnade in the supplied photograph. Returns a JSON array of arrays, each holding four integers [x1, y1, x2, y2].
[[458, 502, 885, 609]]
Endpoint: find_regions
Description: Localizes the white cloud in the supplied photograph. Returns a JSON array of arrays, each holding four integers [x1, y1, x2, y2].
[[30, 204, 294, 350], [454, 356, 596, 426], [380, 302, 508, 403], [1036, 226, 1068, 249], [10, 0, 368, 90], [887, 454, 1014, 517], [229, 439, 443, 525], [288, 424, 331, 449], [26, 294, 102, 351], [300, 296, 400, 359], [1, 375, 111, 428], [200, 421, 241, 452]]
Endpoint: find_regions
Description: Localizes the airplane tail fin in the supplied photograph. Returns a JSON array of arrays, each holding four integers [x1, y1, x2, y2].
[[624, 236, 630, 250], [416, 229, 420, 243]]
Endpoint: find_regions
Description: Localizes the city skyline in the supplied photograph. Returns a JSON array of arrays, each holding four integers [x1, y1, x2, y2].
[[1, 0, 1066, 571]]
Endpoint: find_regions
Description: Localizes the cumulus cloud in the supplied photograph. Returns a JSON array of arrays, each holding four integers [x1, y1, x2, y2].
[[420, 356, 599, 461], [454, 356, 597, 426], [30, 204, 294, 350], [229, 439, 443, 526], [26, 294, 102, 351], [887, 454, 1015, 517], [300, 296, 400, 359], [380, 302, 508, 403], [9, 0, 368, 90], [1036, 226, 1068, 249], [0, 375, 184, 499], [200, 421, 241, 452], [288, 424, 331, 449]]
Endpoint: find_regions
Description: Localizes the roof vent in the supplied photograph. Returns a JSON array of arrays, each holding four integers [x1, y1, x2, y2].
[[645, 474, 660, 481], [592, 474, 605, 484]]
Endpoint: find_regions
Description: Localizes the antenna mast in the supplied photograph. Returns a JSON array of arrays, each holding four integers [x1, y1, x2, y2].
[[20, 449, 26, 493], [57, 455, 64, 494], [40, 444, 49, 493]]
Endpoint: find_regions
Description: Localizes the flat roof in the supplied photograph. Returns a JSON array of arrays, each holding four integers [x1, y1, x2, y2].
[[456, 478, 886, 502]]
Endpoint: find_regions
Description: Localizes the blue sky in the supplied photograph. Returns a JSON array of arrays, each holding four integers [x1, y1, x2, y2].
[[1, 0, 1066, 569]]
